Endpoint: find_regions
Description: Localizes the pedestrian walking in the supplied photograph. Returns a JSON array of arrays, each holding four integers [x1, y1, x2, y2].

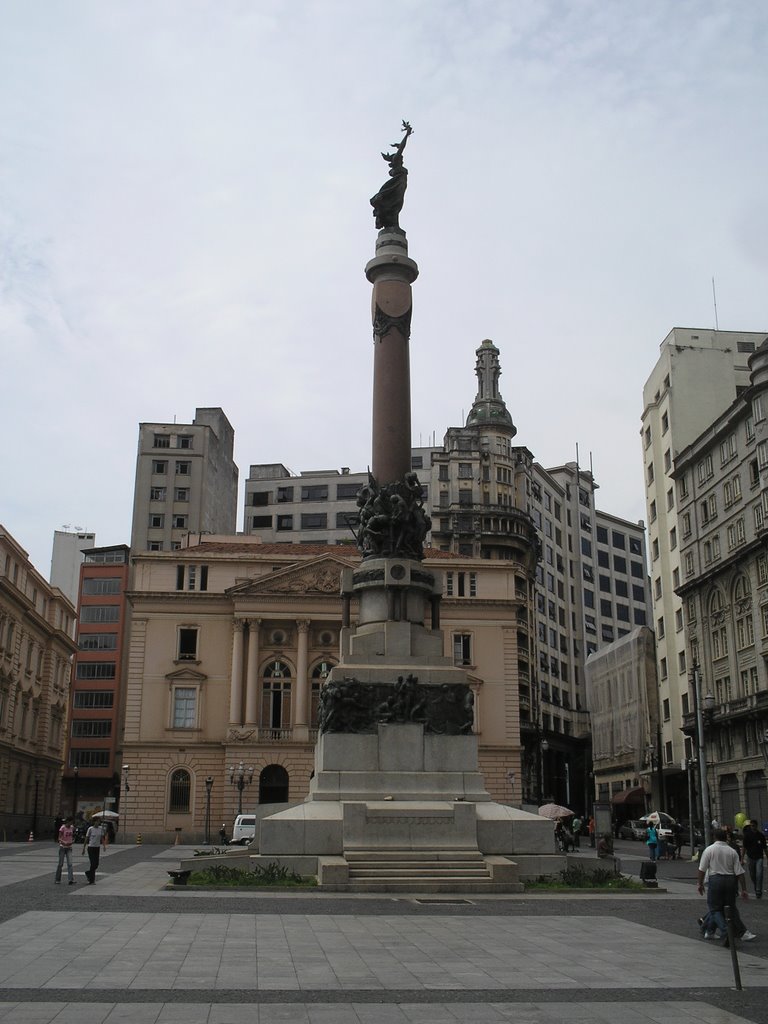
[[646, 823, 659, 862], [54, 816, 75, 885], [83, 821, 105, 884], [571, 816, 582, 849], [588, 816, 595, 847], [697, 828, 756, 945], [219, 824, 227, 845], [742, 820, 767, 899]]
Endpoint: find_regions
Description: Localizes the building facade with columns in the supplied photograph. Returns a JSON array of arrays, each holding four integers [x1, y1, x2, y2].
[[121, 538, 530, 841]]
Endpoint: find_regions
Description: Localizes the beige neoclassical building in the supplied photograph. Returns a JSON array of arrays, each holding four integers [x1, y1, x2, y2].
[[122, 537, 530, 841]]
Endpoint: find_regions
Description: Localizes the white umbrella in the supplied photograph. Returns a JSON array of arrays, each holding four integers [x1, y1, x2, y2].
[[91, 809, 119, 820], [641, 811, 674, 826], [538, 803, 574, 820]]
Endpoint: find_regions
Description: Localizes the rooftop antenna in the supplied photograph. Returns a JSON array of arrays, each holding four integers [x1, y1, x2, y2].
[[712, 276, 719, 330]]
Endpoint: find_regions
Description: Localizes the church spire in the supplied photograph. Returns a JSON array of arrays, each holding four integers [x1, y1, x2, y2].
[[466, 339, 516, 436]]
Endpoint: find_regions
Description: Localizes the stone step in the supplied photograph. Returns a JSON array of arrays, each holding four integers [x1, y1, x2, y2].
[[349, 867, 490, 878], [323, 880, 524, 894], [345, 850, 484, 862]]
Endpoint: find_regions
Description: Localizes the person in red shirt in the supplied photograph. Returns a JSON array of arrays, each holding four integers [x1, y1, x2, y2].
[[55, 816, 75, 885]]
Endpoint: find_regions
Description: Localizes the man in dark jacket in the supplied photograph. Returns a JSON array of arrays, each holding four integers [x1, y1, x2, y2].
[[742, 820, 767, 899]]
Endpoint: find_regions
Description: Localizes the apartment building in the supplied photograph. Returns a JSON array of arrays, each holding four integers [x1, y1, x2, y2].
[[0, 525, 77, 837], [675, 337, 768, 824], [641, 328, 766, 812], [62, 544, 131, 817], [131, 407, 238, 553]]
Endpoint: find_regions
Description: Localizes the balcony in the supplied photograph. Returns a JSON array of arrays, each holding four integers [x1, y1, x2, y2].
[[258, 727, 293, 742]]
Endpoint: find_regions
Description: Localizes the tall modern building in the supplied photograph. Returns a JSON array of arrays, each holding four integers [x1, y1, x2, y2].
[[62, 544, 131, 818], [0, 525, 77, 838], [50, 529, 96, 606], [243, 341, 651, 810], [131, 407, 238, 553], [641, 328, 766, 812]]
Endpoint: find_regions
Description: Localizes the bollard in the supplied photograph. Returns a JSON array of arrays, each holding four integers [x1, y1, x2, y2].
[[724, 906, 743, 991], [136, 834, 142, 845]]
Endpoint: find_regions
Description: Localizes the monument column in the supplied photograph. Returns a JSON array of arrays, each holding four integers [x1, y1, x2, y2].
[[293, 619, 310, 742], [228, 619, 245, 725], [245, 618, 261, 726]]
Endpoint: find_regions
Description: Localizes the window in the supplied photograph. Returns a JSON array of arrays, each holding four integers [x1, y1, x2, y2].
[[615, 580, 628, 598], [300, 513, 327, 530], [630, 560, 644, 579], [301, 485, 328, 501], [599, 574, 611, 593], [652, 539, 659, 561], [675, 608, 683, 632], [598, 550, 610, 568], [78, 633, 117, 651], [177, 627, 199, 661], [664, 449, 671, 472], [647, 463, 654, 484], [73, 691, 114, 709], [758, 555, 768, 586], [613, 555, 626, 573], [657, 616, 665, 639], [600, 598, 612, 617], [276, 486, 294, 503], [82, 578, 121, 596], [661, 411, 669, 434], [669, 527, 677, 550], [453, 633, 472, 666], [172, 689, 197, 729], [70, 750, 110, 768], [581, 538, 592, 557], [649, 499, 657, 523], [755, 504, 764, 531], [168, 769, 191, 812], [153, 433, 170, 448], [685, 552, 694, 577], [758, 442, 768, 469], [71, 720, 112, 738], [660, 657, 668, 680], [458, 462, 473, 479], [176, 435, 193, 449], [633, 609, 646, 625], [681, 512, 691, 538], [152, 460, 167, 474], [251, 515, 272, 528], [150, 486, 166, 501], [149, 514, 165, 529], [262, 661, 292, 729], [76, 663, 116, 680], [175, 461, 191, 475], [663, 698, 670, 721], [172, 515, 188, 529], [149, 541, 163, 551], [458, 489, 473, 507], [251, 491, 269, 506], [720, 433, 737, 465], [616, 604, 630, 622], [276, 515, 293, 531], [632, 584, 645, 601], [679, 473, 689, 498], [80, 606, 120, 623], [337, 483, 360, 500]]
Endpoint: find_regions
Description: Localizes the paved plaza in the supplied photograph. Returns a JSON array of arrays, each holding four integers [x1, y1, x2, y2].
[[1, 841, 767, 1023]]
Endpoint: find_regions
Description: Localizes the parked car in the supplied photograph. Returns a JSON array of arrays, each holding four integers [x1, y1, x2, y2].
[[229, 814, 256, 845], [618, 820, 648, 841]]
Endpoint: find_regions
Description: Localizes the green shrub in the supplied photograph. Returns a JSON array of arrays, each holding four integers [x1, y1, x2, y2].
[[188, 861, 313, 887]]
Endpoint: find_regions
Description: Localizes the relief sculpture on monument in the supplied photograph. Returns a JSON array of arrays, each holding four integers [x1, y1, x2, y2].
[[317, 675, 474, 736]]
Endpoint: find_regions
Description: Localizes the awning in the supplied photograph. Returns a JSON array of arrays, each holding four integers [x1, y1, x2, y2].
[[611, 786, 647, 806]]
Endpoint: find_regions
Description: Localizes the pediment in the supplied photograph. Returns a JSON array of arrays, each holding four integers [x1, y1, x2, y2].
[[228, 554, 356, 598], [165, 667, 207, 683]]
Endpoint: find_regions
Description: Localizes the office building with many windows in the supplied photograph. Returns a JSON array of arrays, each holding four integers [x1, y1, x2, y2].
[[131, 407, 238, 553], [641, 328, 766, 813]]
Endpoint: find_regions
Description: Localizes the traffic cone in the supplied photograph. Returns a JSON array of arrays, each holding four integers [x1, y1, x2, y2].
[[136, 834, 142, 845], [27, 831, 34, 842]]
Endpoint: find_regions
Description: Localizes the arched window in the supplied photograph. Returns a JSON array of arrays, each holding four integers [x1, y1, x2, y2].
[[733, 576, 754, 650], [259, 764, 289, 804], [262, 660, 292, 730], [310, 660, 335, 729], [168, 769, 191, 813], [708, 588, 728, 660]]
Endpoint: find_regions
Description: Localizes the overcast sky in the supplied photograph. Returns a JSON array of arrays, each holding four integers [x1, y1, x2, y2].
[[3, 0, 768, 577]]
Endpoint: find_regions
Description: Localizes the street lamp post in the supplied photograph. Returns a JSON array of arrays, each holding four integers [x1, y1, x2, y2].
[[539, 739, 549, 804], [228, 761, 254, 816], [31, 774, 40, 838], [204, 776, 214, 844], [692, 661, 714, 848], [72, 765, 79, 818], [122, 765, 130, 841]]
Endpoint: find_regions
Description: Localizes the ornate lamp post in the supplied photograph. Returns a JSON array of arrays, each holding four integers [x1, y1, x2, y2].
[[122, 765, 130, 841], [72, 765, 79, 818], [204, 776, 214, 844], [228, 761, 254, 816], [692, 660, 715, 848], [31, 773, 40, 838]]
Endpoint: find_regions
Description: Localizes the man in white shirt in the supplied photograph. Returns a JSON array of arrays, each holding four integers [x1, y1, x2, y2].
[[697, 828, 756, 944]]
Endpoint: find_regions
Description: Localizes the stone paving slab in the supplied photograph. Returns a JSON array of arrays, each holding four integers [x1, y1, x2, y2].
[[0, 912, 764, 992], [0, 1002, 757, 1024], [0, 846, 131, 888]]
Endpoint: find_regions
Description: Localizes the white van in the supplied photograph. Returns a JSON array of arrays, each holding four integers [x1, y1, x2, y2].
[[230, 815, 256, 845]]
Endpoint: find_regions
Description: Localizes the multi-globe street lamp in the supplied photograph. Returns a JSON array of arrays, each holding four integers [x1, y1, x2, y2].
[[228, 761, 254, 816], [204, 776, 214, 844]]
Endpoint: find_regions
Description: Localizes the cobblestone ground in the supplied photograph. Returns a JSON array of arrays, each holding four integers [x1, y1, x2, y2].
[[0, 839, 766, 1024]]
